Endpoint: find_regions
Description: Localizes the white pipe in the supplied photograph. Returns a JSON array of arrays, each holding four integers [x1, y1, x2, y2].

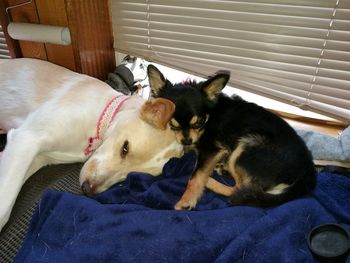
[[7, 22, 71, 45]]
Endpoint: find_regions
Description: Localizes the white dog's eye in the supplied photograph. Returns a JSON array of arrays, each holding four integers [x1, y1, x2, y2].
[[120, 140, 129, 158]]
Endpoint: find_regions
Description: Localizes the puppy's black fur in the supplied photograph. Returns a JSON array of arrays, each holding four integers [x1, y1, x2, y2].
[[147, 64, 316, 209]]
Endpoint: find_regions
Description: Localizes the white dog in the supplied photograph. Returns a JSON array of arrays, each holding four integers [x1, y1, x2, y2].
[[0, 58, 183, 231]]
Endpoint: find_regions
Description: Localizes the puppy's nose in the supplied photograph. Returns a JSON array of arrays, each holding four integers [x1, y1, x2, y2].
[[181, 138, 193, 146], [81, 181, 95, 197]]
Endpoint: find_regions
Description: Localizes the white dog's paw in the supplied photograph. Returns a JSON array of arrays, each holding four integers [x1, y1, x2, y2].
[[0, 205, 12, 232], [0, 214, 10, 233]]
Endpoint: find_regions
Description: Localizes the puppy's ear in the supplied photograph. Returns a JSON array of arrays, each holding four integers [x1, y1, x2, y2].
[[201, 71, 230, 101], [140, 98, 175, 130], [147, 64, 167, 96]]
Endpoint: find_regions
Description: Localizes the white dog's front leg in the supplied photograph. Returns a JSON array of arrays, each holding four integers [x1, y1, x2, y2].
[[0, 130, 41, 232]]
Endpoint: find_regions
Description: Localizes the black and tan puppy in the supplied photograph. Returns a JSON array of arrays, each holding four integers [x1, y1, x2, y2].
[[147, 65, 316, 210]]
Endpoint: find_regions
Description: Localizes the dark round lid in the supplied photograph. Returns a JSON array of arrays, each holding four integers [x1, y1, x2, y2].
[[114, 65, 134, 87], [308, 224, 350, 262]]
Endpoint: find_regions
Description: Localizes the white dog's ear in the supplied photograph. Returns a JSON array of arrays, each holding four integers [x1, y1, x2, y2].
[[147, 64, 167, 96], [201, 71, 230, 101], [140, 98, 175, 130]]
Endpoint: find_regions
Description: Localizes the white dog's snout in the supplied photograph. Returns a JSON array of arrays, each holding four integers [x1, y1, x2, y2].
[[81, 180, 95, 197]]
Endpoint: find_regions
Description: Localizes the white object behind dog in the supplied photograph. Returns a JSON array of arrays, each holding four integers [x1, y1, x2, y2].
[[0, 58, 182, 232]]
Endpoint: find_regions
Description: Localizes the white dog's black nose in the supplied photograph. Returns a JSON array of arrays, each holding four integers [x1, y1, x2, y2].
[[81, 181, 94, 197]]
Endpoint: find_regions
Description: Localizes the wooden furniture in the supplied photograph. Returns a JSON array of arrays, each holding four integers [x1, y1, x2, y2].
[[2, 0, 115, 80]]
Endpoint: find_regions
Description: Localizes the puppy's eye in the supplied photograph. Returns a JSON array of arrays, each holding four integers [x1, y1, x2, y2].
[[169, 120, 181, 131], [191, 116, 207, 129], [120, 140, 129, 158], [169, 123, 181, 131]]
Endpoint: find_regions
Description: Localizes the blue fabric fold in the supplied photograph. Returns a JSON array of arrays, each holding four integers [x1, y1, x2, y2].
[[14, 153, 350, 263]]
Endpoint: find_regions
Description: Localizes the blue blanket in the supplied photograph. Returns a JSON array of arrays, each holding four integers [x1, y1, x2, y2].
[[14, 153, 350, 263]]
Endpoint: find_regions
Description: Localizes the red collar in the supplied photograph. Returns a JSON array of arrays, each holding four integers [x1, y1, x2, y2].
[[84, 95, 130, 156]]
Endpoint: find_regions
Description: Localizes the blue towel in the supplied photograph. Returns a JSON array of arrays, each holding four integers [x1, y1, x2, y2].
[[14, 153, 350, 263]]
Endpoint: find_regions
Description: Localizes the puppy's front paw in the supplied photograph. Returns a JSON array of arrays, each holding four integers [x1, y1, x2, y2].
[[174, 198, 197, 210]]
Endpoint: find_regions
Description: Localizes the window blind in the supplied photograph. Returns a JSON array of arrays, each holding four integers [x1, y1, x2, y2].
[[0, 25, 11, 59], [111, 0, 350, 123]]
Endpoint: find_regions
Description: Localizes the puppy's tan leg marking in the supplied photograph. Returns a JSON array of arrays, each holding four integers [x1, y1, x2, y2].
[[227, 143, 252, 194], [207, 143, 252, 199], [175, 150, 227, 210], [206, 143, 249, 196], [206, 177, 233, 196]]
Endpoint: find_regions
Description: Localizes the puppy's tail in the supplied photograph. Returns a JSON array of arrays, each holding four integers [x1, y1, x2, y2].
[[229, 170, 317, 207], [207, 178, 290, 206], [229, 186, 287, 207]]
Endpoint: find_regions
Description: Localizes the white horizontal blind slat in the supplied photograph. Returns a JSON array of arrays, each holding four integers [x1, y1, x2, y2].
[[0, 25, 10, 59], [112, 0, 350, 123]]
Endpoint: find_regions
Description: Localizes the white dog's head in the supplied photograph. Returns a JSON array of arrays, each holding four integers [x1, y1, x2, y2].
[[79, 97, 183, 196]]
